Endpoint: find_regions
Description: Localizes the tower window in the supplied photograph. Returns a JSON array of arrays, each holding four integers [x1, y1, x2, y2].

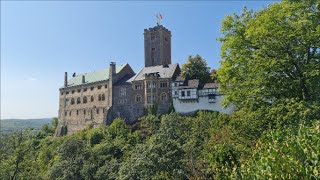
[[72, 90, 75, 94], [83, 88, 87, 92], [83, 96, 87, 103], [135, 83, 142, 90], [120, 88, 126, 97], [161, 93, 167, 101], [135, 94, 142, 102], [102, 94, 105, 101], [77, 110, 79, 115], [97, 108, 99, 114], [91, 96, 94, 102], [98, 85, 101, 89], [98, 94, 101, 101], [77, 89, 81, 93], [90, 87, 94, 91], [105, 84, 108, 88], [77, 97, 81, 104]]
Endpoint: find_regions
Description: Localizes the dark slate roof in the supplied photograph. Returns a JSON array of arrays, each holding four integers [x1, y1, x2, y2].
[[178, 79, 199, 89], [175, 76, 185, 82], [127, 63, 179, 82], [203, 83, 218, 89], [65, 64, 127, 88]]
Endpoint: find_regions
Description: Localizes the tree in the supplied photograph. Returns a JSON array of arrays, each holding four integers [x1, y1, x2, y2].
[[181, 54, 212, 84], [218, 0, 320, 108]]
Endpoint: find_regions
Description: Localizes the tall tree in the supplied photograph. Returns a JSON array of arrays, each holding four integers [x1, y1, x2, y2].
[[218, 0, 320, 108], [181, 54, 212, 84]]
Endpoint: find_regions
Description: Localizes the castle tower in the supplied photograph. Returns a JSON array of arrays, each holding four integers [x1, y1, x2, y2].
[[144, 25, 171, 67]]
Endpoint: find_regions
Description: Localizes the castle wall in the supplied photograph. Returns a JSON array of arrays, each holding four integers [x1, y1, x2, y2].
[[58, 81, 111, 134]]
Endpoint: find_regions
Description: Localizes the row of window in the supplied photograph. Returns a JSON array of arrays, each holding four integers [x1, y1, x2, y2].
[[64, 108, 105, 116], [134, 82, 168, 90], [134, 93, 167, 103], [61, 84, 108, 95], [66, 94, 106, 105]]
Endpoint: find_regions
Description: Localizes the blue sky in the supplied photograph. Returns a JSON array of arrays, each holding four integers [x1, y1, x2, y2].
[[1, 1, 276, 119]]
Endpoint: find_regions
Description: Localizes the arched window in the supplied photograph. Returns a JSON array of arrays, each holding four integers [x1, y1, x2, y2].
[[91, 96, 94, 102], [98, 94, 101, 101], [77, 97, 81, 104], [83, 96, 87, 103], [161, 93, 167, 101], [102, 94, 105, 101], [135, 94, 142, 102], [71, 98, 75, 105]]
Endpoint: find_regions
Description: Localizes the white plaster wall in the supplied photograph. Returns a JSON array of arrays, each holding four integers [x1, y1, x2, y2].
[[173, 95, 233, 114]]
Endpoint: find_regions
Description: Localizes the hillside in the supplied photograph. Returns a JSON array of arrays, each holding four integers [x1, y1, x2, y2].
[[0, 118, 52, 133]]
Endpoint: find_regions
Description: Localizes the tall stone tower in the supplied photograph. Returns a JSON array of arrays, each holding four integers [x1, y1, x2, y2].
[[144, 25, 171, 67]]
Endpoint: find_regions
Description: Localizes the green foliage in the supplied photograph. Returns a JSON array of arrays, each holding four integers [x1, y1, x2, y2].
[[181, 54, 212, 84], [218, 0, 320, 109], [242, 120, 320, 179]]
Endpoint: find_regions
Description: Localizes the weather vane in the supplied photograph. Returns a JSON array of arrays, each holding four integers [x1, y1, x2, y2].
[[155, 13, 163, 26]]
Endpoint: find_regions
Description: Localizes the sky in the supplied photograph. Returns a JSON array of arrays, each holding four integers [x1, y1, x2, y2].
[[1, 1, 276, 119]]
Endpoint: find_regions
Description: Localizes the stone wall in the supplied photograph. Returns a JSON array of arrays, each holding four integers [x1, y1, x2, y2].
[[58, 81, 111, 134]]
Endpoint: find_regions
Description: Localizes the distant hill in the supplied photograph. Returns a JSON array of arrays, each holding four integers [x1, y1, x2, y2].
[[0, 118, 52, 133]]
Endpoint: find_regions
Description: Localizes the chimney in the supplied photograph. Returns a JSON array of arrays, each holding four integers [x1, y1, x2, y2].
[[72, 72, 76, 77], [64, 72, 68, 87], [82, 75, 85, 83], [109, 62, 116, 78]]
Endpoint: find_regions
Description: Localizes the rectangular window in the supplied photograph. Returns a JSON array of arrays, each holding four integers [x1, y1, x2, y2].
[[77, 89, 81, 93], [97, 108, 99, 114], [61, 92, 64, 95], [135, 83, 142, 90], [174, 91, 178, 95], [105, 84, 108, 88], [147, 82, 156, 89], [83, 88, 87, 92], [84, 110, 86, 115], [120, 88, 126, 97], [66, 91, 69, 95], [160, 82, 168, 88], [98, 85, 101, 89], [181, 91, 185, 97], [187, 90, 190, 96], [72, 90, 75, 94], [90, 87, 94, 91]]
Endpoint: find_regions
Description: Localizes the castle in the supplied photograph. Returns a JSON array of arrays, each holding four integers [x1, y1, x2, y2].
[[55, 24, 231, 136]]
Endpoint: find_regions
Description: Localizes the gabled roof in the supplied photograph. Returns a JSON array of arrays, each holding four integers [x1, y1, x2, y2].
[[127, 63, 179, 82], [203, 83, 218, 89], [64, 64, 127, 88], [178, 79, 199, 89], [175, 76, 185, 82]]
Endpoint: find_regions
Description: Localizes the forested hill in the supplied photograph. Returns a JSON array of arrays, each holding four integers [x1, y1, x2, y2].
[[0, 118, 52, 133]]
